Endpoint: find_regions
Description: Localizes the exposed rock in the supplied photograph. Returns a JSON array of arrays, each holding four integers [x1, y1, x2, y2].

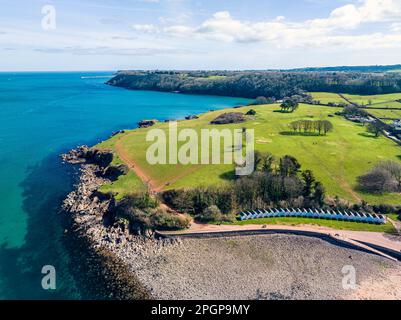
[[103, 164, 129, 181], [111, 130, 125, 137], [138, 119, 158, 128], [185, 115, 199, 120], [62, 146, 113, 168], [211, 112, 246, 125]]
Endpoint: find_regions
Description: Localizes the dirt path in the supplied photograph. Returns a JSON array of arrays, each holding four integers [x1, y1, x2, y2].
[[115, 139, 160, 192]]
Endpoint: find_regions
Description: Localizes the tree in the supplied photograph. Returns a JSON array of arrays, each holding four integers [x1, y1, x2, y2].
[[279, 155, 301, 177], [254, 151, 264, 172], [289, 120, 299, 133], [301, 170, 316, 197], [322, 120, 334, 135], [367, 121, 384, 137], [281, 97, 299, 113], [377, 161, 401, 189], [254, 96, 269, 105], [262, 153, 275, 173], [357, 168, 395, 193], [313, 182, 326, 206], [246, 109, 256, 116], [195, 205, 223, 223]]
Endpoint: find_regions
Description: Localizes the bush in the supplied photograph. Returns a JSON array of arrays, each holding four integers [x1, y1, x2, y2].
[[210, 112, 246, 124], [246, 109, 256, 116], [357, 161, 401, 194], [123, 192, 159, 209], [357, 168, 395, 193], [195, 205, 235, 223], [151, 211, 191, 230]]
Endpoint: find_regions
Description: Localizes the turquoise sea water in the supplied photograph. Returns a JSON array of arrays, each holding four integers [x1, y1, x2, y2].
[[0, 72, 249, 299]]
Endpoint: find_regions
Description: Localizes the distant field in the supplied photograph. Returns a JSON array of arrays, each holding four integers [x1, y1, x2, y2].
[[234, 217, 397, 233], [310, 92, 346, 104], [97, 104, 401, 204], [366, 108, 401, 120], [342, 93, 401, 105]]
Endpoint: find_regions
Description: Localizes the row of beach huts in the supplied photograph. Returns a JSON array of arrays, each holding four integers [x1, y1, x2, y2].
[[239, 208, 387, 225]]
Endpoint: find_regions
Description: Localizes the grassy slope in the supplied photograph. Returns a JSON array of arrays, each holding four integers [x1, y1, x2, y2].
[[310, 92, 347, 104], [342, 93, 401, 105], [97, 103, 401, 204], [234, 217, 397, 233]]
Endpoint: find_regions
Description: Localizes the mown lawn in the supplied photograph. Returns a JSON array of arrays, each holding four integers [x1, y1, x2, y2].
[[98, 171, 146, 200], [234, 217, 397, 233], [96, 103, 401, 204]]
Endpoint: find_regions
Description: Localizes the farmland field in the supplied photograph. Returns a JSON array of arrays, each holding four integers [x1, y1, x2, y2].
[[366, 108, 401, 120], [310, 92, 346, 104], [97, 104, 401, 205], [342, 93, 401, 105]]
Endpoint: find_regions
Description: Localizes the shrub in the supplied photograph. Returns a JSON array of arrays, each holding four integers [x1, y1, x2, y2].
[[210, 112, 246, 124], [357, 168, 395, 193], [151, 211, 191, 230], [357, 161, 401, 193], [246, 109, 256, 116]]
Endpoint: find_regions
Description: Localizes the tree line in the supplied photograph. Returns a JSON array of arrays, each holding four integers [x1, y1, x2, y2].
[[107, 70, 401, 100], [289, 120, 334, 135]]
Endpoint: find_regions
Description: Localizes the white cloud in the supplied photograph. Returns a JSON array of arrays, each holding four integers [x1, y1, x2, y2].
[[159, 0, 401, 49], [132, 24, 160, 33]]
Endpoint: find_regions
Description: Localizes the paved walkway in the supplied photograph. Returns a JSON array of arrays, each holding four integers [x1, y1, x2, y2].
[[159, 223, 401, 261]]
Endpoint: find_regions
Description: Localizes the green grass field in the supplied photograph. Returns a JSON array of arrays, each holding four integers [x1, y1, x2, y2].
[[342, 93, 401, 105], [310, 92, 346, 104], [366, 108, 401, 120], [97, 103, 401, 204], [234, 217, 397, 233]]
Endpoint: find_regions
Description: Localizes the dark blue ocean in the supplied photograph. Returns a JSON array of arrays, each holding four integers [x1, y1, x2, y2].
[[0, 72, 249, 299]]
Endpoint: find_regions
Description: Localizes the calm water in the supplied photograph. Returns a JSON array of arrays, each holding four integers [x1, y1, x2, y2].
[[0, 72, 249, 299]]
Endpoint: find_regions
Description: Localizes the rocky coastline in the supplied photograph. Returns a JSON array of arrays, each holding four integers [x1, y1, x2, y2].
[[61, 146, 160, 300], [61, 146, 401, 300]]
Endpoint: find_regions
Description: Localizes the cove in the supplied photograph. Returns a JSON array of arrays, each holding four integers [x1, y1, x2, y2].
[[0, 71, 250, 299]]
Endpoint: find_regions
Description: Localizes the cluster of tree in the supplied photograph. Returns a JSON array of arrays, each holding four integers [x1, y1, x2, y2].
[[113, 192, 190, 236], [107, 70, 401, 100], [285, 64, 401, 73], [366, 121, 386, 137], [289, 120, 334, 135], [252, 96, 275, 105], [280, 97, 299, 112], [162, 153, 326, 222], [357, 161, 401, 194], [341, 105, 369, 118]]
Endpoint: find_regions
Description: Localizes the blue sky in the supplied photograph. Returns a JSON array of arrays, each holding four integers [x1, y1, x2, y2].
[[1, 0, 401, 71]]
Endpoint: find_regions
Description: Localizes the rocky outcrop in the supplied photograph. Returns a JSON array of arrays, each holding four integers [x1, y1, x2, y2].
[[185, 115, 199, 120], [62, 146, 113, 168], [138, 119, 158, 128]]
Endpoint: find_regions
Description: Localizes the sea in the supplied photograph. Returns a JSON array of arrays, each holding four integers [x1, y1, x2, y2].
[[0, 71, 250, 299]]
